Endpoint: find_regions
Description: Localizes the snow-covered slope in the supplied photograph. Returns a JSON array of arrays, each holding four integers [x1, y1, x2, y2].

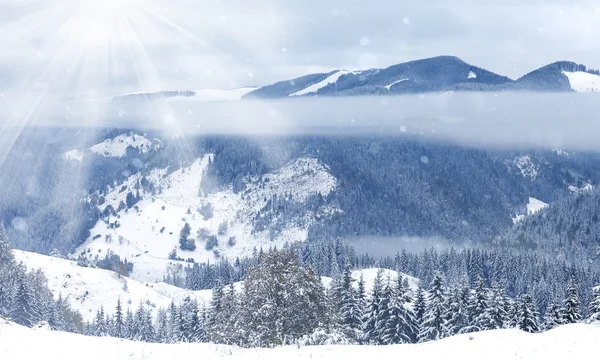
[[290, 70, 351, 96], [89, 133, 155, 158], [562, 71, 600, 92], [12, 250, 211, 321], [63, 149, 84, 161], [77, 155, 338, 282], [2, 319, 599, 360], [512, 197, 549, 223], [322, 268, 419, 294]]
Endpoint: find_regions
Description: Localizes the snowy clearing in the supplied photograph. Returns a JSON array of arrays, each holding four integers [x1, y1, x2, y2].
[[512, 197, 549, 223], [63, 149, 84, 161], [467, 71, 477, 79], [89, 134, 154, 158], [1, 319, 599, 360], [290, 71, 350, 96], [562, 71, 600, 92], [384, 78, 408, 90]]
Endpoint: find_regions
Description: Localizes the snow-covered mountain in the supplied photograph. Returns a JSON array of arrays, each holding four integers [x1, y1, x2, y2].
[[244, 57, 600, 98], [63, 132, 160, 161], [113, 87, 257, 102], [76, 154, 338, 282], [2, 319, 599, 360]]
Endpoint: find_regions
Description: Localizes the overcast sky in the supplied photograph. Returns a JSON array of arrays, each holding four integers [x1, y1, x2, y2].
[[1, 0, 600, 96]]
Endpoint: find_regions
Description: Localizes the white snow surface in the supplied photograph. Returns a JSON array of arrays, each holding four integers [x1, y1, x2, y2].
[[512, 197, 549, 223], [569, 183, 594, 194], [467, 71, 477, 79], [562, 71, 600, 92], [290, 71, 350, 96], [77, 155, 338, 282], [2, 319, 600, 360], [384, 78, 408, 90], [526, 197, 548, 215], [63, 149, 84, 161], [89, 133, 154, 158], [12, 250, 210, 322]]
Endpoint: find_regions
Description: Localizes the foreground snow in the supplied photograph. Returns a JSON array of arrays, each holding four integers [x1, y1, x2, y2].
[[1, 319, 599, 360]]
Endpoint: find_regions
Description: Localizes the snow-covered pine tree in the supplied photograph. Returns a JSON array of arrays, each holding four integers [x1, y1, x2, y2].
[[443, 286, 469, 337], [485, 281, 509, 330], [125, 308, 135, 340], [339, 264, 362, 337], [515, 294, 539, 333], [562, 277, 581, 324], [466, 278, 490, 332], [382, 274, 417, 344], [155, 308, 169, 343], [543, 302, 564, 330], [375, 278, 393, 344], [113, 298, 125, 338], [9, 266, 38, 327], [587, 286, 600, 323], [361, 269, 384, 344], [0, 223, 16, 318], [413, 284, 426, 333], [48, 294, 66, 331], [418, 273, 447, 343]]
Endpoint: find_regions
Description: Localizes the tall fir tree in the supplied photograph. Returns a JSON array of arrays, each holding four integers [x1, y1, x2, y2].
[[113, 298, 125, 338], [515, 294, 539, 333], [361, 269, 384, 344], [418, 273, 447, 343], [562, 278, 581, 324], [587, 286, 600, 322]]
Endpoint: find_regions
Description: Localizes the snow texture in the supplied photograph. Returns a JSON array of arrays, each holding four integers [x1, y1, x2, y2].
[[562, 71, 600, 92], [13, 250, 213, 322], [290, 71, 350, 96], [467, 71, 477, 79], [1, 319, 600, 360], [77, 156, 338, 282], [63, 150, 84, 162], [512, 197, 549, 223], [384, 78, 408, 90], [89, 134, 154, 158], [513, 155, 538, 179]]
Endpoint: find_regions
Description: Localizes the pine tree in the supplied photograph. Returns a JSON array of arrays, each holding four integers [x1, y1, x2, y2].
[[374, 278, 393, 344], [485, 282, 509, 330], [443, 286, 469, 336], [587, 286, 600, 322], [0, 223, 15, 318], [418, 273, 447, 343], [339, 264, 362, 335], [466, 278, 490, 332], [515, 294, 539, 333], [382, 274, 416, 344], [543, 302, 564, 330], [113, 299, 125, 338], [48, 294, 66, 331], [361, 269, 384, 344], [9, 267, 38, 327], [562, 278, 581, 324], [413, 284, 426, 332]]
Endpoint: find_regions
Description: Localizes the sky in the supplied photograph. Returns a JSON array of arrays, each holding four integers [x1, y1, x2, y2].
[[1, 0, 600, 97]]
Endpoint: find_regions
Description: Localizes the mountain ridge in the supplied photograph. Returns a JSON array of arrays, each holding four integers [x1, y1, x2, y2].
[[244, 56, 600, 98]]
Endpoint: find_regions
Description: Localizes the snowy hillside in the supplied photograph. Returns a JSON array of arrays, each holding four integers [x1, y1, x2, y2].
[[322, 268, 420, 294], [562, 71, 600, 92], [512, 197, 549, 223], [89, 133, 155, 158], [77, 155, 338, 282], [12, 250, 213, 322], [290, 70, 351, 96], [2, 319, 600, 360]]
